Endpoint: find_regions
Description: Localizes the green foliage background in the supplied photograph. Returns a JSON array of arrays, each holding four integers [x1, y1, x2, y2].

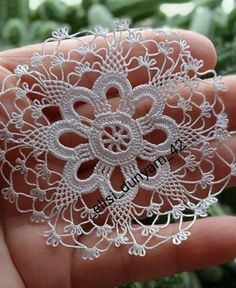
[[0, 0, 236, 287]]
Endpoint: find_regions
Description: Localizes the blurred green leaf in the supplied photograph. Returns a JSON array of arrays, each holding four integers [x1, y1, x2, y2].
[[29, 20, 64, 42], [190, 6, 212, 36], [2, 18, 27, 45], [88, 3, 114, 30]]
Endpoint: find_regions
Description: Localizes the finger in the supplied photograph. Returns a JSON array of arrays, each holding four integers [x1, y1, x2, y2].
[[73, 216, 236, 288], [218, 75, 236, 131], [0, 213, 72, 288], [0, 29, 217, 89], [0, 219, 25, 288]]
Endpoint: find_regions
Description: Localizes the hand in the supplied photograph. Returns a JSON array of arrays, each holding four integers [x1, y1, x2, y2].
[[0, 29, 236, 288]]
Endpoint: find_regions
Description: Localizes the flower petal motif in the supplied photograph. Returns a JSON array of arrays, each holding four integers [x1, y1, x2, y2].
[[31, 210, 46, 223], [173, 230, 191, 245], [182, 56, 203, 73], [44, 229, 61, 247], [114, 18, 130, 31], [113, 234, 129, 247], [213, 76, 227, 91], [0, 25, 233, 259], [2, 187, 18, 204], [216, 112, 229, 129], [31, 52, 43, 67], [14, 64, 29, 76], [214, 128, 230, 141], [200, 102, 212, 118], [158, 41, 174, 55], [83, 248, 100, 260], [52, 52, 66, 67], [185, 154, 198, 171], [129, 244, 146, 256], [52, 27, 69, 40], [64, 223, 83, 235], [94, 26, 109, 36]]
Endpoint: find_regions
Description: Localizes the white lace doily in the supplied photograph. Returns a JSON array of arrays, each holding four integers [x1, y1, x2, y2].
[[0, 21, 235, 259]]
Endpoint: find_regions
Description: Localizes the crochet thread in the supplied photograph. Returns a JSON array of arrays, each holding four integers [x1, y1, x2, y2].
[[0, 22, 235, 259]]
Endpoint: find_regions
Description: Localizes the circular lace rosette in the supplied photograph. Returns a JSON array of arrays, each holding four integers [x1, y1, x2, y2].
[[0, 21, 235, 259]]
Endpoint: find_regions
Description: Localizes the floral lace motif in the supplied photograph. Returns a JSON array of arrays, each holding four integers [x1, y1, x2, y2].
[[0, 24, 235, 259]]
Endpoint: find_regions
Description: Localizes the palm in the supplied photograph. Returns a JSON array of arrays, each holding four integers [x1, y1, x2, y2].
[[0, 30, 236, 288]]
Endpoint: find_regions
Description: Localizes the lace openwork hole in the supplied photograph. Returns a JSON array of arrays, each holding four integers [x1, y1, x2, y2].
[[42, 106, 62, 123], [77, 159, 99, 180], [106, 87, 120, 112], [133, 96, 153, 119], [59, 132, 88, 148], [110, 165, 126, 192], [143, 129, 167, 146], [73, 101, 95, 120]]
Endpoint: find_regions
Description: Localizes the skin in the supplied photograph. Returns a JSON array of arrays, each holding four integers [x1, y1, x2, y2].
[[0, 29, 236, 288]]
